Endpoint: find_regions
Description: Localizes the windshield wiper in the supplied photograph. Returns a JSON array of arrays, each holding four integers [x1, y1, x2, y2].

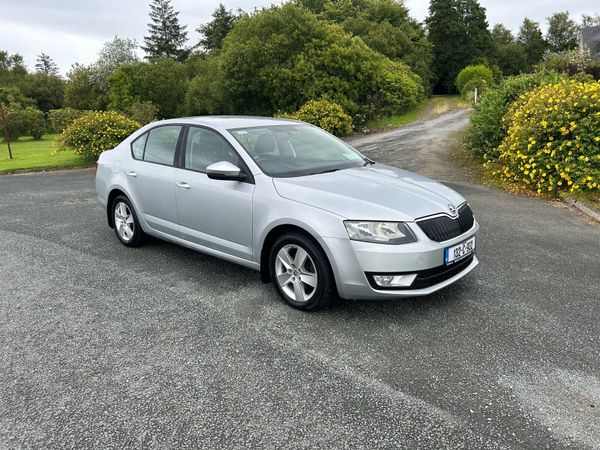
[[308, 168, 342, 175], [363, 158, 375, 166]]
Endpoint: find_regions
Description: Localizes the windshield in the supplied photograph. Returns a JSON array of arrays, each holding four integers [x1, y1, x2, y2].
[[228, 124, 367, 177]]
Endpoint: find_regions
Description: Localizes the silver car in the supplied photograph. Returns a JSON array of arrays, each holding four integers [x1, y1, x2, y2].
[[95, 117, 479, 310]]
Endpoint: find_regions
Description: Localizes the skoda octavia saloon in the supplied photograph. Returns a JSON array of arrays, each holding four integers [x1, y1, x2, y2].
[[95, 117, 479, 310]]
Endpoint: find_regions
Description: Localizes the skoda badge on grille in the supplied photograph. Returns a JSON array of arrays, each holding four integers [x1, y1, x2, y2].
[[448, 204, 457, 216]]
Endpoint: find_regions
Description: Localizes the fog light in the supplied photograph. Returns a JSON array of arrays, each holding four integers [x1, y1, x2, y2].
[[372, 274, 416, 287]]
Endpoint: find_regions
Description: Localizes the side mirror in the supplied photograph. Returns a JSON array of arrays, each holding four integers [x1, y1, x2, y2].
[[206, 161, 246, 181]]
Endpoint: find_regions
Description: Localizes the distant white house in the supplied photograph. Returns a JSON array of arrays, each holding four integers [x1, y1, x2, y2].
[[581, 26, 600, 60]]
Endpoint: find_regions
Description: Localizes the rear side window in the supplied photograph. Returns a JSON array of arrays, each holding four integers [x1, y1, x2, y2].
[[131, 133, 147, 160], [142, 126, 182, 166]]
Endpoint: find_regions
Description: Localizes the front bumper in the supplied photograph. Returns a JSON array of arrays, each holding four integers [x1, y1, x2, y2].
[[324, 220, 479, 299]]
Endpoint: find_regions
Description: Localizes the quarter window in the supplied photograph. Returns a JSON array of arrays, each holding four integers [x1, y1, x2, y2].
[[185, 127, 240, 172], [143, 126, 182, 166], [131, 132, 147, 160]]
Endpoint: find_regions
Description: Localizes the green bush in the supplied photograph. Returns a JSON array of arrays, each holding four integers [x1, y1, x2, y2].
[[537, 49, 600, 80], [57, 111, 140, 159], [279, 99, 353, 136], [0, 105, 46, 140], [465, 70, 566, 156], [456, 64, 495, 97], [48, 108, 84, 133], [23, 107, 46, 139], [484, 79, 600, 195], [121, 101, 158, 125]]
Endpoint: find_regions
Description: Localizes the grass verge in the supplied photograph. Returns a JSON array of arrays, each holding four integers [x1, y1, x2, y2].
[[0, 134, 91, 174], [367, 95, 470, 130]]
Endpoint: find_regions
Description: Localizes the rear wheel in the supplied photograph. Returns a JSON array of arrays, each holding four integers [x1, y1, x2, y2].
[[112, 195, 145, 247], [269, 232, 337, 310]]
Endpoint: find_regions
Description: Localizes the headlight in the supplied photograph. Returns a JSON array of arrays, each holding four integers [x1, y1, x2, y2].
[[344, 221, 417, 244]]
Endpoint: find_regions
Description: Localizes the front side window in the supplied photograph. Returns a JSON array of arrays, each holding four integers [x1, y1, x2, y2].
[[228, 124, 365, 177], [143, 126, 182, 166], [185, 127, 240, 172]]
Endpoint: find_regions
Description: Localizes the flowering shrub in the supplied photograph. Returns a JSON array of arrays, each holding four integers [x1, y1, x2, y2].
[[58, 111, 140, 159], [483, 80, 600, 194], [279, 99, 353, 136], [48, 108, 84, 134]]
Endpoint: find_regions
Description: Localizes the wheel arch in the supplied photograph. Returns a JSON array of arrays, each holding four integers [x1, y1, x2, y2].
[[259, 223, 335, 285], [106, 188, 129, 228]]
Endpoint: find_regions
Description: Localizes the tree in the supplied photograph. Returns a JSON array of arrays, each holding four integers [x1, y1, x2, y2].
[[91, 36, 139, 90], [427, 0, 493, 93], [108, 58, 188, 118], [491, 24, 527, 75], [35, 53, 59, 76], [197, 3, 239, 51], [20, 73, 64, 112], [517, 18, 547, 67], [581, 14, 600, 28], [218, 4, 423, 120], [64, 64, 108, 110], [142, 0, 189, 61], [0, 51, 27, 86], [312, 0, 433, 92], [546, 11, 580, 52]]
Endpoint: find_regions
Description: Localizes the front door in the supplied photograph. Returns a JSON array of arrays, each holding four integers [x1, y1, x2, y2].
[[174, 126, 254, 261]]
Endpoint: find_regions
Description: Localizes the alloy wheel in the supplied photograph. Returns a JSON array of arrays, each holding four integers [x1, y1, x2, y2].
[[274, 244, 318, 303], [114, 201, 135, 242]]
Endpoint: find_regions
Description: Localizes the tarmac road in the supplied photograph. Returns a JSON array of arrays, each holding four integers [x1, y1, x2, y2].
[[1, 110, 599, 448]]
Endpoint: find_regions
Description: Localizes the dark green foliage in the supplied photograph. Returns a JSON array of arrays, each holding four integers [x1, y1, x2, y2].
[[517, 18, 547, 67], [185, 55, 226, 115], [464, 70, 565, 156], [546, 11, 580, 52], [491, 24, 528, 76], [427, 0, 493, 94], [121, 100, 158, 124], [35, 53, 59, 76], [0, 51, 27, 87], [197, 3, 238, 51], [0, 86, 35, 108], [142, 0, 189, 61], [64, 64, 108, 110], [108, 58, 187, 118], [48, 108, 84, 133], [218, 4, 423, 124], [311, 0, 433, 92], [0, 105, 46, 140], [19, 73, 65, 113]]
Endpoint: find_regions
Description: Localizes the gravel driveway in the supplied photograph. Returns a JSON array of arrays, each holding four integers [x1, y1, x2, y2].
[[1, 111, 599, 448]]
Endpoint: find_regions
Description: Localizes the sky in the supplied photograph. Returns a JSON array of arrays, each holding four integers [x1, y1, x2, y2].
[[0, 0, 597, 75]]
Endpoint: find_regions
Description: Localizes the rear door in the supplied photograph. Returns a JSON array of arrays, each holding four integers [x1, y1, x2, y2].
[[174, 126, 254, 261], [126, 125, 183, 236]]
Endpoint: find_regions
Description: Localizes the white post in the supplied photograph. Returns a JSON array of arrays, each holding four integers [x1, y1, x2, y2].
[[474, 87, 478, 104]]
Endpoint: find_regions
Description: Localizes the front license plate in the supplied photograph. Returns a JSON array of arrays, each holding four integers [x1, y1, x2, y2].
[[445, 236, 475, 265]]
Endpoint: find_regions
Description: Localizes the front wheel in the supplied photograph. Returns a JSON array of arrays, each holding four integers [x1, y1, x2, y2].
[[111, 195, 146, 247], [269, 232, 337, 310]]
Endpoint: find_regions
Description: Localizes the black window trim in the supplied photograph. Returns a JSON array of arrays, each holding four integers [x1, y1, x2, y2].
[[129, 123, 187, 168], [178, 124, 255, 184]]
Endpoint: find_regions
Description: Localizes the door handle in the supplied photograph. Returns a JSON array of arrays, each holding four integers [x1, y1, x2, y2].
[[126, 171, 137, 177], [176, 181, 191, 189]]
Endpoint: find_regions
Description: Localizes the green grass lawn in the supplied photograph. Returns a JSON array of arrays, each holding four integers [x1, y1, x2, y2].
[[0, 134, 91, 174], [367, 95, 470, 130]]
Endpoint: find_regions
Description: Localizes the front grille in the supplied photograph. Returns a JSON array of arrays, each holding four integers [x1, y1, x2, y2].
[[417, 203, 474, 242], [366, 255, 474, 290]]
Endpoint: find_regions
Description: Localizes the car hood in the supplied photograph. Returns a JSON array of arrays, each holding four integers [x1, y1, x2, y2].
[[272, 164, 466, 221]]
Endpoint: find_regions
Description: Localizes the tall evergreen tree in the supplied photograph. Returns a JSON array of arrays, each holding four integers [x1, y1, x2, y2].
[[197, 4, 238, 51], [142, 0, 189, 61], [546, 11, 580, 52], [517, 18, 547, 66], [427, 0, 492, 93], [35, 53, 59, 76]]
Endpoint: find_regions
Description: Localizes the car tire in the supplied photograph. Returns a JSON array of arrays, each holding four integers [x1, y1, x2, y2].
[[111, 195, 146, 247], [269, 232, 337, 310]]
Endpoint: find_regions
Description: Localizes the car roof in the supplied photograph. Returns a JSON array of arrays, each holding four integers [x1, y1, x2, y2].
[[154, 116, 302, 130]]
